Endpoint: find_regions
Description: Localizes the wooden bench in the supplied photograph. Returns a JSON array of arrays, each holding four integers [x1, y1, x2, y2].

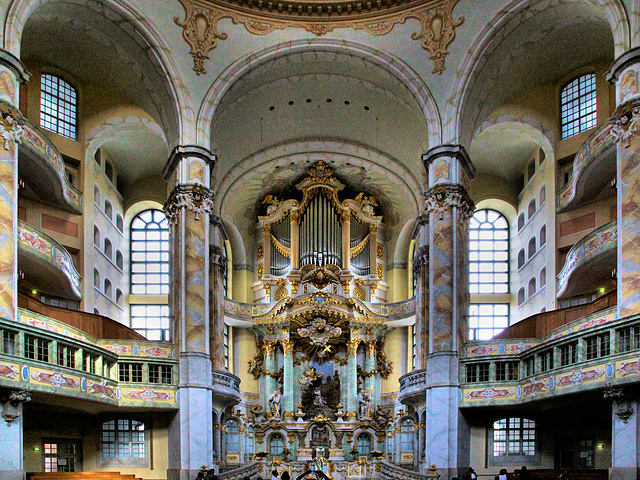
[[27, 472, 143, 480]]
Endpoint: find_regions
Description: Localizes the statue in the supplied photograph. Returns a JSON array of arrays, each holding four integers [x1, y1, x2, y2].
[[354, 192, 378, 216], [358, 389, 371, 419], [249, 404, 268, 426], [372, 404, 391, 427], [262, 195, 281, 215], [299, 366, 322, 387], [313, 447, 329, 475], [248, 350, 264, 380], [311, 424, 331, 448], [376, 349, 393, 379], [268, 389, 282, 419]]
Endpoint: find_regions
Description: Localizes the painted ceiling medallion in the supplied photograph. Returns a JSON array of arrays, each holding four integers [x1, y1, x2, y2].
[[175, 0, 463, 75]]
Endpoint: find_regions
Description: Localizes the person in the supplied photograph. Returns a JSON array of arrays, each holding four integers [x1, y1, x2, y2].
[[281, 472, 291, 480], [497, 468, 508, 480], [559, 468, 570, 479], [268, 389, 282, 419], [519, 466, 531, 480], [464, 467, 477, 480], [195, 473, 205, 480], [271, 470, 280, 480]]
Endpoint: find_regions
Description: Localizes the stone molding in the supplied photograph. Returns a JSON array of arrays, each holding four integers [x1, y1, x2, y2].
[[0, 49, 31, 85], [422, 143, 476, 181], [606, 46, 640, 85], [162, 144, 216, 181], [164, 183, 215, 224], [1, 387, 31, 425]]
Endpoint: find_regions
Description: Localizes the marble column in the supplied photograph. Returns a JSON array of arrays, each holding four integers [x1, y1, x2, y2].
[[345, 338, 360, 416], [163, 145, 216, 480], [0, 50, 29, 480], [606, 47, 640, 319], [282, 339, 294, 416], [363, 340, 376, 400], [422, 145, 475, 479], [209, 227, 227, 371], [263, 340, 277, 411], [604, 388, 638, 480]]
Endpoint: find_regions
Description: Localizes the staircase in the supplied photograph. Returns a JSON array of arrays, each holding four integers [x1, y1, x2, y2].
[[27, 472, 143, 480]]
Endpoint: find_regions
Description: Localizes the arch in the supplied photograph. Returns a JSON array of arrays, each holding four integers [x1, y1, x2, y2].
[[5, 0, 192, 145], [93, 226, 100, 247], [518, 287, 526, 305], [518, 213, 525, 231], [115, 250, 124, 270], [198, 39, 442, 150], [528, 277, 537, 297], [93, 268, 100, 288], [518, 249, 526, 269], [115, 288, 123, 306], [268, 432, 285, 455], [104, 237, 113, 259], [94, 185, 101, 206], [528, 199, 536, 219], [528, 237, 537, 258], [104, 278, 112, 298], [444, 0, 629, 144], [116, 214, 124, 233], [540, 267, 547, 288], [355, 432, 373, 455], [104, 199, 113, 220], [392, 218, 417, 267], [540, 225, 547, 246], [539, 185, 546, 205]]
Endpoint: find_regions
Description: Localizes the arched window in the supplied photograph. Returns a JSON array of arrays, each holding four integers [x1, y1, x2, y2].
[[269, 433, 284, 455], [105, 159, 114, 182], [539, 225, 547, 247], [527, 158, 535, 180], [518, 288, 525, 306], [93, 269, 100, 288], [399, 419, 414, 452], [104, 238, 113, 259], [226, 420, 240, 454], [561, 73, 597, 139], [102, 419, 145, 458], [528, 277, 536, 298], [528, 237, 536, 258], [492, 418, 535, 456], [540, 268, 546, 288], [130, 210, 169, 295], [356, 433, 372, 455], [40, 74, 78, 140], [104, 200, 113, 220], [116, 289, 123, 306], [94, 226, 100, 247], [104, 279, 113, 298], [517, 213, 525, 231], [527, 199, 536, 219], [94, 186, 101, 205], [517, 249, 525, 269], [115, 250, 124, 270], [469, 210, 509, 294], [539, 186, 546, 205], [116, 214, 124, 232]]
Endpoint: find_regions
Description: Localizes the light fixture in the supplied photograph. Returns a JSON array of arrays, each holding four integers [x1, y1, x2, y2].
[[31, 290, 38, 295], [597, 443, 604, 449], [34, 447, 40, 451], [599, 287, 606, 293]]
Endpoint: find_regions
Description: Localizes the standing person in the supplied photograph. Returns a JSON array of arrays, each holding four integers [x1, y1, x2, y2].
[[464, 467, 477, 480], [519, 466, 531, 480], [281, 471, 291, 480], [497, 468, 508, 480], [271, 470, 280, 480], [559, 468, 570, 479]]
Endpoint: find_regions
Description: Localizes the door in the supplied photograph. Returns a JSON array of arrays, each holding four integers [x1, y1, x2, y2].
[[42, 439, 81, 472]]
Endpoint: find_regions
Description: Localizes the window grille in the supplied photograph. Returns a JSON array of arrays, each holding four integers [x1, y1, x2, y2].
[[40, 74, 77, 140], [493, 418, 535, 456], [560, 73, 597, 139]]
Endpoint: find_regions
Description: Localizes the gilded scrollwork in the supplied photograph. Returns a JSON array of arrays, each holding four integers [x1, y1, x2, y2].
[[175, 0, 463, 76]]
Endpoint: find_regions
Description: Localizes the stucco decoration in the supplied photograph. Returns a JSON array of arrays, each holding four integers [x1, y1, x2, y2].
[[175, 0, 463, 75]]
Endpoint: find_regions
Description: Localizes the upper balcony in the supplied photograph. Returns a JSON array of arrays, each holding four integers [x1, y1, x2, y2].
[[398, 368, 426, 407], [556, 121, 616, 213], [19, 118, 83, 214], [18, 220, 82, 300], [212, 369, 242, 408], [556, 220, 617, 299]]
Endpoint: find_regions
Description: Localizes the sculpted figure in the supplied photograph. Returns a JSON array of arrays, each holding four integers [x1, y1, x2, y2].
[[268, 389, 282, 419]]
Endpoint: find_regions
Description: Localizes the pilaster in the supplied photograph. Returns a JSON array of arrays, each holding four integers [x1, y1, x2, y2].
[[163, 145, 216, 480], [421, 144, 475, 479], [607, 48, 640, 319]]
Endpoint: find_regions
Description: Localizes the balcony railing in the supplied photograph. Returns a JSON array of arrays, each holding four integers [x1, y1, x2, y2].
[[18, 220, 82, 300], [556, 121, 616, 213], [19, 118, 83, 214], [398, 368, 426, 406], [556, 220, 617, 298]]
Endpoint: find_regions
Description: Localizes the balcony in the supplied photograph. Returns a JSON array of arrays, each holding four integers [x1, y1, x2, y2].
[[556, 122, 616, 213], [398, 368, 426, 407], [19, 119, 83, 214], [18, 221, 81, 300], [556, 221, 617, 299], [212, 369, 242, 407]]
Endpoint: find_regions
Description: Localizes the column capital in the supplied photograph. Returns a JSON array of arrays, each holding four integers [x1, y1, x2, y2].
[[0, 50, 30, 85], [422, 144, 476, 182], [162, 144, 216, 181], [164, 183, 214, 224], [424, 183, 475, 221], [606, 46, 640, 85]]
